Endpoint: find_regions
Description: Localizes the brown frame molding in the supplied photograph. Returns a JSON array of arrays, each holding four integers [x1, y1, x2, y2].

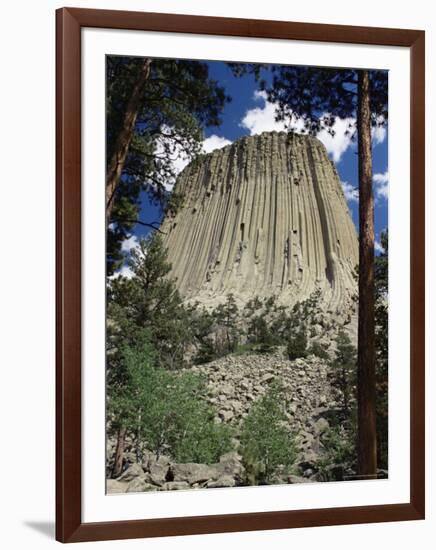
[[56, 7, 425, 543]]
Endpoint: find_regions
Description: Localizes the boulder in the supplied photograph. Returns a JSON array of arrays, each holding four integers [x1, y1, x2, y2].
[[206, 476, 235, 488], [117, 463, 144, 482], [126, 478, 157, 493], [149, 462, 169, 486], [314, 417, 330, 435], [218, 409, 234, 422], [142, 451, 172, 469], [171, 463, 220, 485], [106, 479, 128, 494], [218, 452, 245, 482], [162, 481, 190, 491], [287, 475, 313, 484], [298, 450, 318, 471]]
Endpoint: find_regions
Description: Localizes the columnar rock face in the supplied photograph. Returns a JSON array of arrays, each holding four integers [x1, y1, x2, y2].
[[161, 131, 358, 311]]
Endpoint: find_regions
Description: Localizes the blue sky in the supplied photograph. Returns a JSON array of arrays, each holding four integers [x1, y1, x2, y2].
[[123, 61, 388, 259]]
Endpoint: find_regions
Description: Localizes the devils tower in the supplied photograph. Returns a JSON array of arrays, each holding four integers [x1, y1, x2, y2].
[[161, 131, 358, 311]]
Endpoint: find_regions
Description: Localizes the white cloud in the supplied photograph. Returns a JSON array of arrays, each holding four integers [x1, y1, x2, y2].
[[374, 171, 389, 184], [121, 234, 139, 253], [202, 134, 232, 154], [317, 118, 355, 163], [240, 91, 291, 135], [374, 171, 389, 200], [341, 180, 359, 203], [240, 91, 355, 162], [109, 264, 134, 280], [374, 239, 384, 253], [154, 128, 232, 192], [371, 116, 387, 145], [154, 128, 192, 191], [372, 125, 387, 145]]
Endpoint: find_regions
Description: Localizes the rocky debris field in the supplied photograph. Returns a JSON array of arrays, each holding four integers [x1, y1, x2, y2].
[[107, 348, 350, 494], [189, 348, 335, 435]]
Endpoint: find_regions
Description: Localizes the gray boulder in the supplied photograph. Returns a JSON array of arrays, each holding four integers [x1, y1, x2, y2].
[[206, 476, 235, 488], [126, 478, 157, 493], [117, 463, 144, 482], [314, 417, 330, 435], [162, 481, 190, 491], [106, 479, 128, 494], [149, 462, 169, 486], [171, 463, 220, 485], [287, 475, 314, 484], [217, 452, 245, 482]]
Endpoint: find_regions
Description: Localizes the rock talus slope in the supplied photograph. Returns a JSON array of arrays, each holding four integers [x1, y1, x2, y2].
[[161, 131, 358, 310]]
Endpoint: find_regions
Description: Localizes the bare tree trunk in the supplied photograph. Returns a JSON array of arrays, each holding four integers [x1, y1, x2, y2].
[[106, 58, 152, 218], [112, 426, 126, 478], [357, 69, 377, 477]]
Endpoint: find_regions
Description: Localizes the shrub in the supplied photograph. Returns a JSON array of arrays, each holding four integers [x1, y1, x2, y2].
[[308, 341, 330, 361], [286, 330, 308, 360], [193, 339, 218, 365], [246, 315, 277, 351], [316, 425, 356, 481], [240, 384, 296, 484]]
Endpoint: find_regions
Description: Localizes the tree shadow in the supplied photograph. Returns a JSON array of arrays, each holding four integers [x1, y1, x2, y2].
[[24, 521, 55, 539]]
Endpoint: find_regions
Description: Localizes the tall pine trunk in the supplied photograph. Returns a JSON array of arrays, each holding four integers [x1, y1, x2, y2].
[[106, 58, 152, 218], [357, 69, 377, 477], [112, 426, 126, 478]]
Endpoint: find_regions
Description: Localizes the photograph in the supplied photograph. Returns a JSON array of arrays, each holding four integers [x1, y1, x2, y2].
[[105, 55, 389, 494]]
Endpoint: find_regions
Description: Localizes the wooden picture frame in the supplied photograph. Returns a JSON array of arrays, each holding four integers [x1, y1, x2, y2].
[[56, 7, 425, 543]]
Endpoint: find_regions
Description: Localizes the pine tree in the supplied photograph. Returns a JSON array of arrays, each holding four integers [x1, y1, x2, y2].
[[374, 230, 388, 468], [106, 57, 230, 274], [329, 330, 357, 419], [214, 294, 239, 353], [286, 330, 308, 361], [230, 63, 386, 476]]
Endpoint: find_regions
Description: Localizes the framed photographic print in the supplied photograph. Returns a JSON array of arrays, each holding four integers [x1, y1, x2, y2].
[[56, 7, 425, 543]]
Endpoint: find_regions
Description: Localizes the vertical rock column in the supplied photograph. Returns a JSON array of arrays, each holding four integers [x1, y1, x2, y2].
[[160, 131, 358, 311]]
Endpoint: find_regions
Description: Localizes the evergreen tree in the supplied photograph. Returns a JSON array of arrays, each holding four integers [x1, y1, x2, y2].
[[214, 294, 239, 354], [107, 233, 191, 372], [374, 230, 388, 468], [329, 330, 357, 420], [286, 329, 308, 361], [106, 57, 230, 274], [231, 62, 387, 476]]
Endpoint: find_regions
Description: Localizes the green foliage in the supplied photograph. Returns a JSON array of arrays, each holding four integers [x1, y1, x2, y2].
[[213, 294, 240, 354], [192, 291, 326, 365], [240, 384, 296, 484], [108, 332, 233, 464], [308, 341, 330, 361], [329, 330, 357, 419], [230, 64, 387, 139], [246, 315, 277, 351], [375, 230, 388, 469], [106, 56, 230, 274], [286, 330, 308, 360], [292, 289, 322, 322], [107, 233, 192, 373], [243, 296, 263, 316], [316, 425, 356, 481]]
